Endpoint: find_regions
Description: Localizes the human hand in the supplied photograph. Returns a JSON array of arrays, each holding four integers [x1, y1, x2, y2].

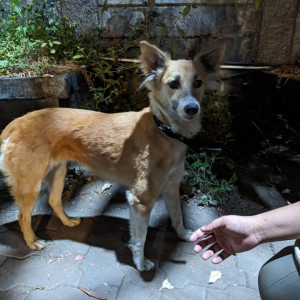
[[190, 215, 262, 264]]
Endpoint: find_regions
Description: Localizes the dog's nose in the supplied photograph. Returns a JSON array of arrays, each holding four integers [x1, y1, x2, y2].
[[184, 104, 199, 116]]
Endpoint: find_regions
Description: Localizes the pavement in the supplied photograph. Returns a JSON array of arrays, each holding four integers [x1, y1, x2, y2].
[[0, 165, 294, 300]]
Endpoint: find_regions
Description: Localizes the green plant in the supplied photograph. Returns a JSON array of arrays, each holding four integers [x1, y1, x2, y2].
[[201, 91, 233, 143], [0, 0, 84, 75], [185, 151, 237, 206]]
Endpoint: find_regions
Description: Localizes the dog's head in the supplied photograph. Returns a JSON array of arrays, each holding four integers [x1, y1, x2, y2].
[[140, 41, 225, 123]]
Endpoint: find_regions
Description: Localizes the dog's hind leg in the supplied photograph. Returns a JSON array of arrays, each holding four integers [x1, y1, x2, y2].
[[126, 190, 155, 271], [13, 188, 46, 250], [46, 162, 81, 227]]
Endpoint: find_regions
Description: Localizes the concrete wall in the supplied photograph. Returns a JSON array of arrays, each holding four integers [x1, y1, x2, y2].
[[52, 0, 300, 64]]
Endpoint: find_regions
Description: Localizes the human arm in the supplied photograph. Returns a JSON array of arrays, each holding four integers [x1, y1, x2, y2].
[[190, 201, 300, 264]]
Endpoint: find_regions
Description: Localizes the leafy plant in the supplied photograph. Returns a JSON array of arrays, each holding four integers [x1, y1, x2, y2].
[[0, 0, 84, 75], [185, 151, 237, 206], [201, 91, 233, 144]]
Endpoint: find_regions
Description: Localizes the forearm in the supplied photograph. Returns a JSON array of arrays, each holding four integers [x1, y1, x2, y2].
[[253, 201, 300, 244]]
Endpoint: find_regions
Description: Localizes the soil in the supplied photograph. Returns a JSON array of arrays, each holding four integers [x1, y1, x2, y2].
[[0, 63, 82, 78]]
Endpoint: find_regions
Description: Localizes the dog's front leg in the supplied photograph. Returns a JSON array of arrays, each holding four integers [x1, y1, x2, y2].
[[126, 191, 155, 271], [162, 173, 193, 241]]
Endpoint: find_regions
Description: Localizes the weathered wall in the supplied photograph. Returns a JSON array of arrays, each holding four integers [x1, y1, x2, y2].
[[52, 0, 300, 64]]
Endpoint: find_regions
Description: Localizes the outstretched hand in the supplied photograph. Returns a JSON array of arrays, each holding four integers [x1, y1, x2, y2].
[[190, 215, 262, 264]]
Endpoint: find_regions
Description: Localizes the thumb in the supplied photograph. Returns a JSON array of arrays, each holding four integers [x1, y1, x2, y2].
[[200, 216, 227, 233]]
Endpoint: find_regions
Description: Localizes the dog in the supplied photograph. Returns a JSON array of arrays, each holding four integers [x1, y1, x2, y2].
[[0, 41, 225, 271]]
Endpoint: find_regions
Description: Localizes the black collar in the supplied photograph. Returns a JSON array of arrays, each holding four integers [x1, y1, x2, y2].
[[153, 115, 222, 152]]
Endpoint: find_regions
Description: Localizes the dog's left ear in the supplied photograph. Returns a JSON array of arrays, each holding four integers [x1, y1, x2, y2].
[[140, 41, 169, 76], [195, 45, 226, 73]]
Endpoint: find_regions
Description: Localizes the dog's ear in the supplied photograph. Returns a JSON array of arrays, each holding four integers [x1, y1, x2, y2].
[[195, 45, 226, 73], [140, 41, 169, 76]]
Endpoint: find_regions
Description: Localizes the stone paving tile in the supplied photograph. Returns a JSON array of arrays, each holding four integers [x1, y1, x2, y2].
[[28, 285, 87, 300], [0, 251, 83, 291], [0, 256, 6, 266], [181, 202, 221, 231], [80, 246, 125, 290], [159, 284, 206, 300], [206, 285, 260, 300], [271, 239, 295, 254], [0, 285, 32, 300], [159, 254, 246, 290], [236, 242, 275, 289], [116, 268, 167, 300], [0, 230, 40, 259], [51, 217, 95, 243], [28, 284, 119, 300], [0, 225, 8, 233], [42, 239, 90, 262]]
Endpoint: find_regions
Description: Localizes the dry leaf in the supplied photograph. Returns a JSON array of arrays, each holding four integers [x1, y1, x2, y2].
[[209, 270, 222, 284], [35, 286, 45, 290], [159, 278, 174, 292], [101, 182, 112, 192], [48, 256, 64, 264], [78, 286, 107, 300]]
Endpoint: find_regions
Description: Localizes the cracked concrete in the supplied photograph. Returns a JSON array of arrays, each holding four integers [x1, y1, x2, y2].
[[0, 168, 294, 300]]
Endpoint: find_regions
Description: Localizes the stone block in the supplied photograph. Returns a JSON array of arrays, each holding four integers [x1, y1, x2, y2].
[[0, 72, 82, 100], [0, 98, 59, 130], [257, 0, 299, 64], [60, 0, 98, 38]]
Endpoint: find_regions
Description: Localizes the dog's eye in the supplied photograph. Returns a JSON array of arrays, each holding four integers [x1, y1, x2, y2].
[[168, 80, 180, 89], [193, 80, 203, 88]]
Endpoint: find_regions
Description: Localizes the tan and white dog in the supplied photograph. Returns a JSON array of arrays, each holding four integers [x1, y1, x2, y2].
[[0, 41, 224, 271]]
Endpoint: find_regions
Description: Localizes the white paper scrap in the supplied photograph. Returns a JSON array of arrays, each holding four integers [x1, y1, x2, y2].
[[159, 279, 174, 291], [209, 270, 222, 284]]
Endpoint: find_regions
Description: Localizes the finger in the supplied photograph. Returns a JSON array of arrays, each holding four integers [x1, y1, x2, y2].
[[200, 216, 227, 233], [194, 235, 216, 253], [202, 242, 222, 260], [190, 228, 207, 242], [211, 250, 232, 264]]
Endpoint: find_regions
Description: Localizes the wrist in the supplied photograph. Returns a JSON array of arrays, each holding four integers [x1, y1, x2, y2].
[[249, 215, 266, 245]]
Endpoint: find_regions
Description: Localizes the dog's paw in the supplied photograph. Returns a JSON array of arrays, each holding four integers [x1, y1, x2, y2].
[[64, 217, 81, 227], [29, 239, 46, 250], [136, 258, 155, 272]]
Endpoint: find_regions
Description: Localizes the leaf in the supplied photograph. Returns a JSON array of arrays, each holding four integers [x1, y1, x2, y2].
[[41, 42, 47, 48], [48, 256, 64, 264], [189, 176, 200, 186], [209, 270, 222, 284], [176, 25, 185, 38], [148, 0, 156, 10], [229, 172, 237, 183], [282, 188, 291, 194], [73, 54, 84, 59], [182, 5, 191, 17], [52, 41, 61, 45], [208, 198, 218, 206], [255, 0, 261, 9], [101, 182, 112, 192], [50, 49, 56, 53], [191, 161, 200, 170], [159, 279, 174, 292]]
